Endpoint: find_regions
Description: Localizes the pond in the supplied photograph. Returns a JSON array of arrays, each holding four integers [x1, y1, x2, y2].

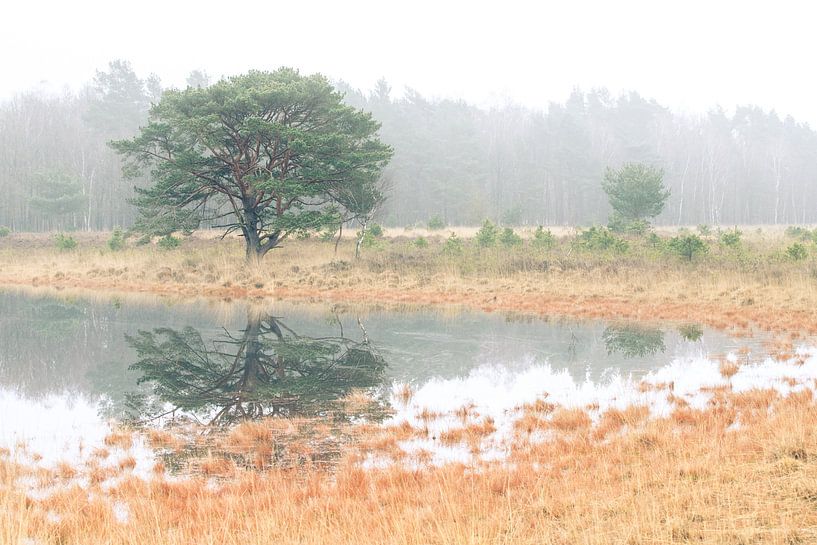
[[0, 288, 812, 469]]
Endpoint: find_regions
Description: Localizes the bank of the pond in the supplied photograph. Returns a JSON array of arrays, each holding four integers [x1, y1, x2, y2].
[[2, 232, 817, 337]]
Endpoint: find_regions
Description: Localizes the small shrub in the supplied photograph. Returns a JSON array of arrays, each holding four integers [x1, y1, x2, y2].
[[678, 323, 704, 342], [476, 220, 499, 248], [107, 227, 126, 251], [360, 231, 380, 249], [646, 232, 663, 248], [668, 234, 708, 261], [499, 227, 522, 247], [697, 224, 711, 236], [576, 227, 628, 253], [54, 233, 77, 251], [531, 226, 555, 250], [427, 215, 445, 231], [368, 223, 384, 237], [0, 226, 10, 237], [157, 235, 181, 250], [786, 242, 808, 261], [719, 228, 742, 249], [442, 232, 463, 255], [785, 226, 812, 240], [414, 236, 429, 249]]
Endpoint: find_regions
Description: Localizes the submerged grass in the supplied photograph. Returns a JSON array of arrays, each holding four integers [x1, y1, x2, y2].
[[4, 388, 817, 544]]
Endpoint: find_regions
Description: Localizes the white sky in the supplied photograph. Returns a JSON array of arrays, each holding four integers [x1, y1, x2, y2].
[[1, 0, 815, 124]]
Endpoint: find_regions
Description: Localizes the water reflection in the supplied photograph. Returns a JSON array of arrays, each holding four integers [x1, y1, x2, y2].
[[602, 325, 666, 358], [124, 312, 388, 424], [678, 323, 704, 342]]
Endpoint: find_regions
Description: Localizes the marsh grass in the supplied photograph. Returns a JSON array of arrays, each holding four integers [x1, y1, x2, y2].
[[4, 387, 817, 544]]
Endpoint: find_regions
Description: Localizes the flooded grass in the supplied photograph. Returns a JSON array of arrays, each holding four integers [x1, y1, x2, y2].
[[4, 381, 817, 544]]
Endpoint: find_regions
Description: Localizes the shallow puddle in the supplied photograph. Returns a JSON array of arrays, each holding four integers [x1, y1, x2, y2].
[[0, 288, 811, 472]]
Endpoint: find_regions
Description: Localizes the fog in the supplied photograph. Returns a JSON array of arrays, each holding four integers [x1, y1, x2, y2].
[[1, 0, 816, 229]]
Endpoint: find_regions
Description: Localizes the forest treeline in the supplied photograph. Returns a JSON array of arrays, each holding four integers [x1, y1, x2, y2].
[[2, 60, 816, 231]]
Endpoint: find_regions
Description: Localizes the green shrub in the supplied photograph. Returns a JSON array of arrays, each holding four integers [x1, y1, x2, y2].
[[697, 224, 711, 236], [360, 231, 381, 249], [785, 226, 812, 240], [576, 227, 628, 253], [54, 233, 78, 251], [414, 236, 429, 249], [499, 227, 523, 248], [668, 234, 708, 261], [719, 228, 742, 249], [678, 323, 704, 342], [476, 220, 499, 248], [786, 242, 808, 261], [646, 232, 663, 248], [368, 223, 384, 237], [442, 232, 463, 255], [0, 226, 10, 237], [427, 216, 445, 231], [107, 227, 126, 251], [157, 235, 181, 250], [531, 226, 555, 250]]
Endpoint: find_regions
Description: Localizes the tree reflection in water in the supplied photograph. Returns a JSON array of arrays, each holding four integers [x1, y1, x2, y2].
[[124, 311, 388, 425], [602, 324, 666, 358]]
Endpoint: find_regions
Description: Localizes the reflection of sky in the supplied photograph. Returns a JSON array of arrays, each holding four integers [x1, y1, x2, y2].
[[0, 289, 799, 469], [0, 290, 779, 399]]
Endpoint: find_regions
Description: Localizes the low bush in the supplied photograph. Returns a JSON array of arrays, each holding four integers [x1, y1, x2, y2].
[[531, 226, 555, 250], [442, 232, 464, 255], [576, 227, 628, 253], [499, 227, 523, 248], [157, 235, 181, 250], [476, 220, 499, 248], [54, 233, 77, 251], [427, 216, 445, 231], [107, 227, 126, 251], [786, 242, 808, 261], [668, 234, 708, 261]]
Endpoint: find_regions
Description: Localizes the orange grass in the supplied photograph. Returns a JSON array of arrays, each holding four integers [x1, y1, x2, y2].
[[4, 389, 817, 544]]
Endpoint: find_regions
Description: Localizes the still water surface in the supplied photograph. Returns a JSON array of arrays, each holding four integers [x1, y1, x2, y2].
[[0, 288, 784, 465]]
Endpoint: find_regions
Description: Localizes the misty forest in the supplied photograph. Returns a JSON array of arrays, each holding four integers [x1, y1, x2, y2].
[[2, 60, 816, 232]]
